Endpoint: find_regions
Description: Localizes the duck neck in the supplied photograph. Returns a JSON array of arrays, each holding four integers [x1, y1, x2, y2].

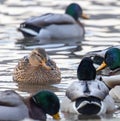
[[109, 67, 120, 75], [77, 20, 84, 27], [77, 20, 85, 37], [25, 97, 46, 120]]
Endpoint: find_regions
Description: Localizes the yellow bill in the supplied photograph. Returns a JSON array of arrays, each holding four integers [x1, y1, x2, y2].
[[52, 112, 60, 120], [96, 61, 107, 71], [81, 13, 89, 19]]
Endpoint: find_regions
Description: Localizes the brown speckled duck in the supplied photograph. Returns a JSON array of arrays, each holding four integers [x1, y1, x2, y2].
[[13, 48, 61, 84]]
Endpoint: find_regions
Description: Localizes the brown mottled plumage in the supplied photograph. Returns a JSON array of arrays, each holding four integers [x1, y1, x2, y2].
[[13, 48, 61, 84]]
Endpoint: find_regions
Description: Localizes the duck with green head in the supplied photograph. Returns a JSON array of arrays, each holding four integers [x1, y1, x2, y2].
[[95, 48, 120, 88], [0, 90, 60, 121], [97, 48, 120, 73], [18, 3, 89, 40], [95, 47, 120, 101], [84, 46, 120, 101], [85, 46, 120, 76], [61, 57, 115, 115]]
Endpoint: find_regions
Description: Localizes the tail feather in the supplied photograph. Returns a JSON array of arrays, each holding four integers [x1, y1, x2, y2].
[[18, 23, 41, 37]]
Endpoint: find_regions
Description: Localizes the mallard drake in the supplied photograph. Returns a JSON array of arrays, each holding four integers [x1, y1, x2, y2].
[[18, 3, 89, 40], [85, 47, 120, 88], [13, 47, 61, 84], [0, 90, 60, 120], [61, 57, 115, 115], [85, 47, 120, 101], [85, 46, 120, 76], [96, 47, 120, 74], [96, 48, 120, 101]]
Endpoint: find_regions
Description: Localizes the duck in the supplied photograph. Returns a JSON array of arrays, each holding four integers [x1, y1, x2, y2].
[[61, 57, 115, 115], [18, 3, 89, 40], [95, 47, 120, 101], [13, 47, 61, 84], [85, 47, 120, 101], [85, 45, 120, 75], [0, 90, 60, 121]]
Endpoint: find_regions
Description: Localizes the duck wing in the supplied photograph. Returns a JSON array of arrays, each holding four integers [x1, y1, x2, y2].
[[21, 13, 76, 28], [85, 45, 120, 58], [66, 80, 109, 101]]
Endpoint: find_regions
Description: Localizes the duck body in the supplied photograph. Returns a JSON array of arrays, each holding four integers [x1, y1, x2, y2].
[[61, 57, 115, 115], [0, 90, 29, 121], [18, 3, 88, 40], [18, 13, 84, 40], [0, 90, 60, 121], [61, 80, 115, 115], [13, 48, 61, 84]]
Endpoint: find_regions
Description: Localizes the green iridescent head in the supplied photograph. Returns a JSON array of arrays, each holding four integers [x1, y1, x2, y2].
[[32, 90, 60, 119], [105, 48, 120, 70], [65, 3, 88, 20]]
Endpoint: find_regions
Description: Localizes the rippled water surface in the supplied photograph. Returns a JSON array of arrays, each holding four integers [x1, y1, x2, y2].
[[0, 0, 120, 120]]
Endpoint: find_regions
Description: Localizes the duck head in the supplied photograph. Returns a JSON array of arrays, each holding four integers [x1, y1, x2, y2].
[[31, 90, 60, 120], [97, 48, 120, 71], [65, 3, 89, 20], [29, 48, 52, 70], [77, 57, 96, 81]]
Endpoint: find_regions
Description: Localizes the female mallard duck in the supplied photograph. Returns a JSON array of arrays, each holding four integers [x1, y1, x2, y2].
[[18, 3, 89, 40], [13, 47, 61, 84], [0, 90, 60, 120], [61, 57, 115, 115]]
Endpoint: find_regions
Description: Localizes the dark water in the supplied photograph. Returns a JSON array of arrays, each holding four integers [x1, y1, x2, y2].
[[0, 0, 120, 120]]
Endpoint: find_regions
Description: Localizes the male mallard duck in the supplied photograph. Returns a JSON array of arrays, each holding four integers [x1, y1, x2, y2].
[[0, 90, 60, 121], [95, 48, 120, 101], [85, 46, 120, 76], [85, 47, 120, 88], [61, 57, 115, 115], [18, 3, 89, 40], [13, 47, 61, 84], [85, 47, 120, 101]]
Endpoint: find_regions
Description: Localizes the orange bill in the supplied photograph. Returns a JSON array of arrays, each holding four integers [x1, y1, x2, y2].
[[96, 61, 107, 71], [52, 112, 60, 120], [81, 13, 89, 19]]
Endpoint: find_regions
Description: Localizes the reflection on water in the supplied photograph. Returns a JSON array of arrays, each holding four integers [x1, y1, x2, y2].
[[17, 82, 62, 95], [0, 0, 120, 121]]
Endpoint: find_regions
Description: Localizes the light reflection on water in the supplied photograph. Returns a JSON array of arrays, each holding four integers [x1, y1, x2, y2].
[[0, 0, 120, 120]]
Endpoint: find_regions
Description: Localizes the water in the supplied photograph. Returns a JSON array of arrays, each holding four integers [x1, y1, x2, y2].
[[0, 0, 120, 120]]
